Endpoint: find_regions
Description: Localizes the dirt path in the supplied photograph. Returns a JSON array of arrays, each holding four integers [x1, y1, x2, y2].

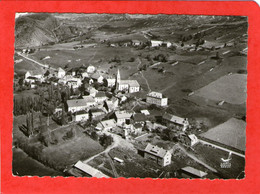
[[83, 132, 120, 164], [136, 57, 151, 92], [16, 52, 57, 71], [177, 144, 218, 173], [159, 81, 176, 93]]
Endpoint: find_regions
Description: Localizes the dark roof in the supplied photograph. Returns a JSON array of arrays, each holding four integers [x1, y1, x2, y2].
[[134, 123, 143, 128], [90, 108, 104, 113], [75, 110, 88, 115], [162, 113, 188, 125], [133, 113, 147, 122], [27, 76, 37, 79], [96, 91, 107, 98]]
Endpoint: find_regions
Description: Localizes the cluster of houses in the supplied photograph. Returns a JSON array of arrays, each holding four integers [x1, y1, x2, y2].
[[20, 63, 200, 169], [106, 38, 175, 49]]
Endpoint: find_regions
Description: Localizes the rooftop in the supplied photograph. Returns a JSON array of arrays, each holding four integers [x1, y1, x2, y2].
[[119, 80, 140, 87], [58, 67, 65, 73], [96, 91, 107, 98], [75, 110, 89, 115], [144, 143, 169, 158], [100, 119, 117, 128], [163, 113, 188, 125], [133, 113, 147, 122], [90, 108, 104, 113], [74, 161, 109, 178], [67, 99, 87, 107], [82, 95, 95, 102], [147, 91, 166, 99], [115, 111, 133, 119], [181, 166, 207, 178]]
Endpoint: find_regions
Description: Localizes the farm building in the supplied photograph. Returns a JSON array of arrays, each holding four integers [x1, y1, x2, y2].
[[67, 99, 88, 113], [82, 95, 96, 107], [180, 166, 207, 178], [151, 40, 163, 47], [104, 98, 119, 112], [89, 108, 105, 119], [132, 40, 142, 46], [88, 87, 98, 97], [75, 110, 89, 122], [96, 119, 117, 131], [132, 113, 147, 124], [178, 133, 199, 147], [91, 73, 104, 84], [74, 161, 109, 178], [87, 65, 96, 74], [199, 118, 246, 154], [81, 72, 89, 78], [141, 109, 150, 116], [95, 91, 108, 103], [146, 91, 168, 107], [67, 79, 81, 89], [57, 67, 66, 78], [105, 76, 116, 87], [133, 123, 143, 135], [114, 110, 133, 126], [144, 143, 172, 167], [162, 113, 189, 131]]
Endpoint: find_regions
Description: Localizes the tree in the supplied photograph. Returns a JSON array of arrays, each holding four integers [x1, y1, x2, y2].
[[44, 70, 50, 77], [18, 78, 24, 87], [61, 104, 67, 125], [91, 131, 98, 140]]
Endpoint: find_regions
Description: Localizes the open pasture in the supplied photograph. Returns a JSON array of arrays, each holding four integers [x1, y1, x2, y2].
[[194, 74, 247, 104]]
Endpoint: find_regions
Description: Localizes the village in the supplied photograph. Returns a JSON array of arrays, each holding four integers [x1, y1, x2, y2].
[[13, 14, 247, 179]]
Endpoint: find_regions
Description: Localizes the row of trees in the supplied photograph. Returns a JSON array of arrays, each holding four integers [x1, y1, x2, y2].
[[14, 96, 44, 116]]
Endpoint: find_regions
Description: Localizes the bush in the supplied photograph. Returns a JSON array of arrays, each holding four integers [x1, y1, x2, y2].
[[99, 134, 113, 148]]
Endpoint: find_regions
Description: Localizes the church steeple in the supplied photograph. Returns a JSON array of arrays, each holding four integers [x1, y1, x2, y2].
[[117, 69, 121, 83]]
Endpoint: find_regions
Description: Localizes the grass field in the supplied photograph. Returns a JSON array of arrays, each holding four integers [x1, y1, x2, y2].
[[193, 143, 245, 179], [195, 74, 247, 104], [13, 114, 104, 171]]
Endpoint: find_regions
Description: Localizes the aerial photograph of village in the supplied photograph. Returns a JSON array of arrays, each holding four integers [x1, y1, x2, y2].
[[13, 13, 247, 179]]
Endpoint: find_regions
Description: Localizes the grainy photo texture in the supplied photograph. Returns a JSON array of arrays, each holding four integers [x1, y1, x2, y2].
[[13, 13, 247, 179]]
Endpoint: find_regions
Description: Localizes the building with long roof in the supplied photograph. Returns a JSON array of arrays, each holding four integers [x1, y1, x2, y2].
[[144, 143, 172, 167]]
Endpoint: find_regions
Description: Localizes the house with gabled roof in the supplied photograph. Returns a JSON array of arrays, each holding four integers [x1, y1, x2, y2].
[[114, 110, 133, 126], [162, 113, 189, 131], [104, 97, 119, 112], [96, 119, 117, 131], [144, 143, 172, 167], [90, 108, 105, 119], [67, 99, 88, 113], [132, 113, 147, 124], [82, 95, 96, 107], [57, 67, 66, 78], [95, 91, 108, 103], [75, 110, 89, 122], [87, 65, 96, 74]]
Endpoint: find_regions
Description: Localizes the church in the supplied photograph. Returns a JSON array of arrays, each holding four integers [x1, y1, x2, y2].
[[116, 69, 140, 93]]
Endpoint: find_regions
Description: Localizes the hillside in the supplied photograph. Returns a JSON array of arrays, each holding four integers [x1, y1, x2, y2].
[[15, 13, 82, 48], [15, 13, 246, 48]]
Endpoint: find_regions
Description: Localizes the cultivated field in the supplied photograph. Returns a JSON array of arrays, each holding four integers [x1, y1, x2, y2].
[[195, 74, 247, 104]]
